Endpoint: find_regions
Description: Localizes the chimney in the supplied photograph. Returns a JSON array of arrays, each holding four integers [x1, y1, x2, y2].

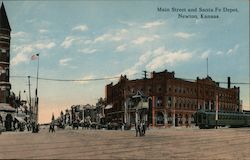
[[227, 77, 231, 89]]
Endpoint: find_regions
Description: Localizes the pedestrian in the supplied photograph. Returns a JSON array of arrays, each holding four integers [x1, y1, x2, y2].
[[121, 123, 124, 131], [36, 124, 40, 133], [49, 123, 52, 132], [142, 121, 146, 136], [49, 122, 55, 133], [136, 121, 140, 137], [139, 121, 143, 136]]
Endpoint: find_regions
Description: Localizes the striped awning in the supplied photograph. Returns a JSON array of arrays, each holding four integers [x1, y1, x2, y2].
[[15, 116, 26, 123]]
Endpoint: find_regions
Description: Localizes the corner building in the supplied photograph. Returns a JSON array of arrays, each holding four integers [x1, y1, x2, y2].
[[105, 70, 240, 127], [0, 3, 11, 103]]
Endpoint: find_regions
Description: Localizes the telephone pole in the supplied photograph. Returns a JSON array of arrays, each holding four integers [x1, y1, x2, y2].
[[28, 76, 31, 107]]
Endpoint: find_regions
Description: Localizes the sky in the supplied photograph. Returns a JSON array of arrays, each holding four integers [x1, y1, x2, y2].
[[3, 0, 249, 123]]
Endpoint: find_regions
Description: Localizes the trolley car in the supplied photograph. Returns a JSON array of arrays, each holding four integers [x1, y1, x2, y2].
[[194, 109, 250, 129]]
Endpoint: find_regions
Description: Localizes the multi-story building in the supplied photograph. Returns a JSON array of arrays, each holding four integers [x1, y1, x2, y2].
[[105, 70, 240, 127], [0, 2, 11, 103], [0, 3, 14, 131]]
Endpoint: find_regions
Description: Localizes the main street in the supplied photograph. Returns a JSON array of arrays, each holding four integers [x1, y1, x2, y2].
[[0, 127, 249, 159]]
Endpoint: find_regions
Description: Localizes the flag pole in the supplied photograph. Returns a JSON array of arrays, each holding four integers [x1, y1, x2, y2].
[[35, 53, 39, 124]]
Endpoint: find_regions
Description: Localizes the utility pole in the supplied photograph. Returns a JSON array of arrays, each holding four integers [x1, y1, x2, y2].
[[35, 53, 40, 124], [28, 76, 31, 107]]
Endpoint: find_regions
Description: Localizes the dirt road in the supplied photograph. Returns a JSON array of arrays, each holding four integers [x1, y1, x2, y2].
[[0, 127, 249, 159]]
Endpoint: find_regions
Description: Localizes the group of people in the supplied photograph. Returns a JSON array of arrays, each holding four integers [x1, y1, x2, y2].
[[135, 121, 147, 137]]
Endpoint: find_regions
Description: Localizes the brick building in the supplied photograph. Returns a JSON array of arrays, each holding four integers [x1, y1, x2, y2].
[[0, 2, 15, 131], [105, 70, 240, 127], [0, 2, 11, 103]]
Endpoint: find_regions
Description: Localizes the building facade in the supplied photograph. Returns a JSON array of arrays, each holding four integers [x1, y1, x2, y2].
[[105, 70, 240, 127], [0, 3, 14, 131], [0, 2, 11, 103]]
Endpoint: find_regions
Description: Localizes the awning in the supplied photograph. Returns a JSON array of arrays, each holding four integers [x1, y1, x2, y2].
[[105, 104, 113, 109], [15, 116, 26, 123], [0, 103, 16, 112]]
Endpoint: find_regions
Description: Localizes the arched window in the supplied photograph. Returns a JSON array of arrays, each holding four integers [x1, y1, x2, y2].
[[156, 112, 164, 125]]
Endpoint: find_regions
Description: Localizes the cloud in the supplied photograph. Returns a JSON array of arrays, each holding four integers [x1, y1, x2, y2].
[[132, 35, 160, 45], [142, 20, 165, 29], [78, 48, 97, 54], [118, 20, 136, 26], [11, 31, 28, 38], [216, 51, 223, 55], [118, 47, 192, 77], [11, 41, 56, 66], [76, 75, 96, 84], [116, 44, 127, 52], [35, 42, 56, 49], [61, 36, 78, 48], [227, 44, 239, 55], [94, 34, 112, 43], [39, 29, 48, 33], [59, 58, 72, 66], [93, 29, 128, 43], [10, 52, 29, 66], [174, 32, 195, 39], [72, 25, 88, 32], [26, 19, 37, 23], [84, 40, 93, 45], [146, 48, 192, 70], [201, 50, 210, 59]]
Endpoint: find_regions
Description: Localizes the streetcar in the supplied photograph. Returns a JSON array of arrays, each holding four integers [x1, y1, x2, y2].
[[194, 109, 250, 129]]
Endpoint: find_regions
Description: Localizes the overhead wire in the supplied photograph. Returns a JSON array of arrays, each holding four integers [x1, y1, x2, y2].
[[10, 75, 250, 85], [10, 75, 120, 82]]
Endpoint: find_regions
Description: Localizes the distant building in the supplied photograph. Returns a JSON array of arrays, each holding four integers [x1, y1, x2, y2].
[[61, 104, 97, 125], [105, 70, 240, 127]]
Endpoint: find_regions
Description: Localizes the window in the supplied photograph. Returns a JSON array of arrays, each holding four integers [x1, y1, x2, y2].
[[158, 87, 162, 92], [1, 49, 6, 53], [168, 97, 172, 108], [169, 87, 172, 92], [6, 68, 9, 77], [148, 87, 152, 93], [157, 97, 163, 107]]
